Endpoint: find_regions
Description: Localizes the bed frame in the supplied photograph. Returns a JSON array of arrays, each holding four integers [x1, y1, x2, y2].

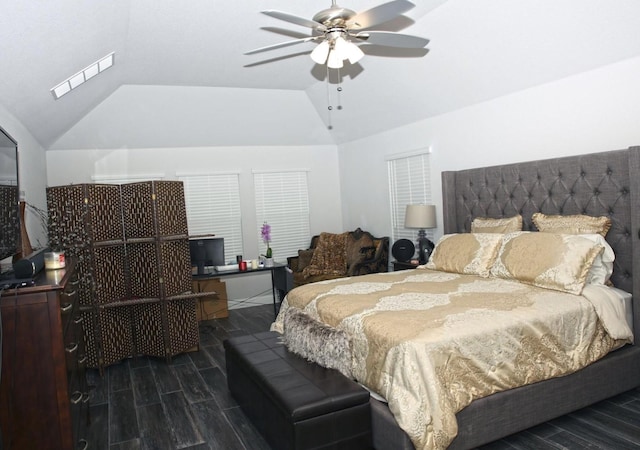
[[372, 146, 640, 449]]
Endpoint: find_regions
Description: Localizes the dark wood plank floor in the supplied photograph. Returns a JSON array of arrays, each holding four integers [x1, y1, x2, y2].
[[85, 304, 640, 449]]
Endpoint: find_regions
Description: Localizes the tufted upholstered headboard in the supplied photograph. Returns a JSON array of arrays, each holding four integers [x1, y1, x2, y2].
[[442, 146, 640, 339]]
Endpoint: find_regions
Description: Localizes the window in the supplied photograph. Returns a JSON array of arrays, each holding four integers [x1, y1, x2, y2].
[[178, 173, 243, 260], [387, 150, 433, 243], [254, 171, 310, 261]]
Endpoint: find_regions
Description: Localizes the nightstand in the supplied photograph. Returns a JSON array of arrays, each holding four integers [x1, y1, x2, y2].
[[392, 260, 419, 271]]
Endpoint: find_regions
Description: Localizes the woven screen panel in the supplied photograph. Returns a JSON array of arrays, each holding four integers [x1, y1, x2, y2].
[[91, 245, 128, 304], [166, 298, 199, 355], [159, 239, 193, 297], [80, 306, 135, 369], [153, 181, 188, 237], [75, 250, 95, 306], [0, 186, 18, 257], [80, 309, 99, 368], [121, 182, 156, 240], [86, 184, 124, 243], [98, 306, 134, 367], [131, 302, 166, 358], [126, 242, 161, 299], [46, 185, 90, 252]]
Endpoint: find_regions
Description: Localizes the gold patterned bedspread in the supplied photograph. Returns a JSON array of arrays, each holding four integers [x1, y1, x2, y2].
[[272, 268, 631, 450]]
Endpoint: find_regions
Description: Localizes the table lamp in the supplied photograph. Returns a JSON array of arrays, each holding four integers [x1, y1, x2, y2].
[[404, 204, 437, 264]]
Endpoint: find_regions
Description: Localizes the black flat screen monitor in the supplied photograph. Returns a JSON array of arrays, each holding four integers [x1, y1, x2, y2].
[[189, 236, 224, 275]]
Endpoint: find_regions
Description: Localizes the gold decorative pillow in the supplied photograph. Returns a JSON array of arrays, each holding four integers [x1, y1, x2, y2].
[[532, 212, 611, 237], [425, 233, 503, 277], [490, 232, 604, 294], [471, 215, 523, 233], [302, 232, 349, 278]]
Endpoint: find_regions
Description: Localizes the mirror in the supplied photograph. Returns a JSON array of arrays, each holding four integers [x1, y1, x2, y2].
[[0, 126, 19, 266]]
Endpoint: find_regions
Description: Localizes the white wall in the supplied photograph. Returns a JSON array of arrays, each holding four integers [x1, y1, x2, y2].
[[0, 104, 48, 250], [47, 144, 343, 303], [338, 56, 640, 243]]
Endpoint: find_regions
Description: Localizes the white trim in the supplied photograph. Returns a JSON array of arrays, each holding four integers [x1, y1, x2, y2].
[[252, 168, 310, 174], [91, 173, 165, 182], [175, 170, 241, 177], [385, 146, 432, 161]]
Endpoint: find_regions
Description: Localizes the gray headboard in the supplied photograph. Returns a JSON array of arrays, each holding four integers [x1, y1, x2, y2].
[[442, 146, 640, 338]]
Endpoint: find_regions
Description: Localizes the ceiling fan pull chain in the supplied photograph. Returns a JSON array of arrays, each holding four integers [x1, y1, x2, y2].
[[325, 65, 333, 130], [336, 67, 343, 111]]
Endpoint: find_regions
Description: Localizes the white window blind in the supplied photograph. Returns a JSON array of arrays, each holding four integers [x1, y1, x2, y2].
[[178, 173, 243, 261], [388, 152, 433, 243], [254, 171, 310, 261]]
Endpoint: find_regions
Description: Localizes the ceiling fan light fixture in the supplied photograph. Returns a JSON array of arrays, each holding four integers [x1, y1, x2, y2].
[[310, 40, 331, 65], [332, 36, 363, 65], [327, 49, 344, 69], [343, 39, 364, 64]]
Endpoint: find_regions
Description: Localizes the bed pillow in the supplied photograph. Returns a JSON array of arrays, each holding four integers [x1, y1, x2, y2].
[[577, 234, 615, 285], [296, 249, 315, 273], [425, 233, 503, 277], [471, 215, 523, 233], [490, 232, 604, 294], [532, 212, 612, 237]]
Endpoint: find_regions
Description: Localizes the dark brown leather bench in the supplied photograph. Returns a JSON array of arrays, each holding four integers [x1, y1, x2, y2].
[[224, 331, 372, 450]]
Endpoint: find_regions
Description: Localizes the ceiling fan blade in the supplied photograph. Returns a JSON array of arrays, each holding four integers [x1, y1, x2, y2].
[[262, 10, 327, 31], [353, 31, 428, 48], [348, 0, 415, 30], [245, 37, 318, 55], [261, 26, 317, 40]]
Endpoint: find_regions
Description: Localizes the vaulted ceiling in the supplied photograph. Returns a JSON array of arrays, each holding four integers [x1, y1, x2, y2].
[[2, 0, 640, 149]]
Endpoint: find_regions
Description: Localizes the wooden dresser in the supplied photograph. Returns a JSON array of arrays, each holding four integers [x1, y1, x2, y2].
[[0, 262, 88, 449]]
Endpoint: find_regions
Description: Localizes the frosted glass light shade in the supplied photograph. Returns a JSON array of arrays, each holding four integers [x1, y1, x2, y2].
[[310, 40, 330, 65], [333, 36, 364, 65], [344, 40, 364, 64], [404, 204, 437, 229], [327, 49, 344, 69]]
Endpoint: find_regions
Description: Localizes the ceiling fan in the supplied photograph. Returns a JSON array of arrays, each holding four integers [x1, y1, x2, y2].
[[245, 0, 429, 69]]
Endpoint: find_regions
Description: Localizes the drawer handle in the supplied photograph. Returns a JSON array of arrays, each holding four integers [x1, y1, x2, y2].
[[70, 391, 83, 404], [61, 290, 77, 298], [82, 392, 90, 403], [65, 343, 78, 354], [74, 316, 84, 324], [60, 302, 73, 313], [77, 439, 88, 450], [78, 355, 88, 365]]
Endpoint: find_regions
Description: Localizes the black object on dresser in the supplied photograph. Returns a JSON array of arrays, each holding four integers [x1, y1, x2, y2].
[[0, 261, 89, 450], [224, 331, 372, 450], [392, 260, 420, 271]]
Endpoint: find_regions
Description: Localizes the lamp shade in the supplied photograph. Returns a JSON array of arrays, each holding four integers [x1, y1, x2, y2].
[[404, 204, 437, 229]]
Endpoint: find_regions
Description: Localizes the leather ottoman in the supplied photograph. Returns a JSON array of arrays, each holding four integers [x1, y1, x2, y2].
[[224, 331, 372, 450]]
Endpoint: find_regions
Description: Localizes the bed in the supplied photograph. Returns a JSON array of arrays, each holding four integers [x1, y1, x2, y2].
[[273, 146, 640, 449]]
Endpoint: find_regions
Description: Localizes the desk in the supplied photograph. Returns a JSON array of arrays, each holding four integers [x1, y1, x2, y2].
[[193, 262, 292, 317]]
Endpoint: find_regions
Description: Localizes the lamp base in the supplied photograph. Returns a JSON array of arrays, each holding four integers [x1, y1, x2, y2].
[[417, 229, 435, 265]]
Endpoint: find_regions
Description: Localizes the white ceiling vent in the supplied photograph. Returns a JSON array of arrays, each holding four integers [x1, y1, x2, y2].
[[51, 52, 115, 100]]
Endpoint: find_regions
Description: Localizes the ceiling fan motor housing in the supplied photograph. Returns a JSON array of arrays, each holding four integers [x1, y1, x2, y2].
[[313, 6, 358, 29]]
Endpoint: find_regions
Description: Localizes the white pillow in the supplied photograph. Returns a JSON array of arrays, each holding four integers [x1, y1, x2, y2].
[[580, 234, 615, 285]]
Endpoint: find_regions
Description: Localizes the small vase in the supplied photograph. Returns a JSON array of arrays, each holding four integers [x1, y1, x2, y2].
[[264, 257, 274, 267]]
